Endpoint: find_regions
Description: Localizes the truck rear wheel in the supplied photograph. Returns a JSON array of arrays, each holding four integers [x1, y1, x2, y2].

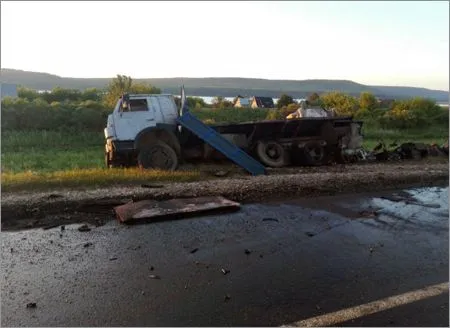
[[138, 141, 179, 171], [256, 141, 288, 168], [303, 141, 326, 166]]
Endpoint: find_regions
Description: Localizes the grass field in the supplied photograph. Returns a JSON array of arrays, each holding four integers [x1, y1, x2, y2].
[[1, 110, 448, 192]]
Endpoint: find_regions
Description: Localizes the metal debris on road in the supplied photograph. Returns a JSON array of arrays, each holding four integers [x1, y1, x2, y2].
[[42, 224, 60, 230], [262, 218, 279, 222], [26, 302, 37, 309], [78, 224, 91, 232], [221, 268, 230, 275], [47, 194, 63, 200], [244, 249, 251, 255], [190, 248, 199, 254], [224, 294, 231, 302], [114, 196, 240, 223], [141, 184, 164, 189], [149, 275, 161, 279], [359, 210, 378, 218], [83, 242, 93, 248], [214, 170, 229, 177], [109, 257, 118, 261]]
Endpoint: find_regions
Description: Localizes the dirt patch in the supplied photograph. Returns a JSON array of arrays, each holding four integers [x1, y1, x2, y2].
[[1, 161, 448, 231]]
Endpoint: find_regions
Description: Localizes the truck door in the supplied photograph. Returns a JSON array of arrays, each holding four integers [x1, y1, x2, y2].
[[155, 95, 178, 125], [113, 97, 156, 141]]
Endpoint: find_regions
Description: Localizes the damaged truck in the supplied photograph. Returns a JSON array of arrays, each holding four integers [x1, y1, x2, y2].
[[104, 89, 365, 175]]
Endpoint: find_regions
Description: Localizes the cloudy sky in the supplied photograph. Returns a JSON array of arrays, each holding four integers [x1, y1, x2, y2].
[[1, 1, 448, 90]]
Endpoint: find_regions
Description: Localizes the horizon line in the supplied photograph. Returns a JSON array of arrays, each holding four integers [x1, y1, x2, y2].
[[1, 68, 449, 93]]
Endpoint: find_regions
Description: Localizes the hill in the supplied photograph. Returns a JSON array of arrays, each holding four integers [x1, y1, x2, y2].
[[1, 68, 448, 101]]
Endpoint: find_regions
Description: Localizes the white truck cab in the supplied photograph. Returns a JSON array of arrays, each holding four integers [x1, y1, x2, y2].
[[104, 93, 182, 170], [104, 94, 179, 141]]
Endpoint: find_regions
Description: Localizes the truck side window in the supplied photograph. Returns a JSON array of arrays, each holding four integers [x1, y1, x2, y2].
[[129, 99, 148, 112]]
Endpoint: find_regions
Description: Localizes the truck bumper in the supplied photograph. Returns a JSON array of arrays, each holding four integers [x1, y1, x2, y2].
[[105, 140, 136, 166]]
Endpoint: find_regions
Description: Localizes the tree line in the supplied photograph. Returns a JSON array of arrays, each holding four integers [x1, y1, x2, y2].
[[1, 74, 448, 132]]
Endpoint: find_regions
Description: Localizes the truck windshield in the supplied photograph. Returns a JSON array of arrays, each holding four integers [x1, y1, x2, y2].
[[123, 99, 148, 112]]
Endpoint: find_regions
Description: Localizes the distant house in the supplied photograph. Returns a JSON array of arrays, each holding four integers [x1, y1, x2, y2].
[[234, 95, 250, 108], [250, 96, 274, 109], [0, 83, 18, 99]]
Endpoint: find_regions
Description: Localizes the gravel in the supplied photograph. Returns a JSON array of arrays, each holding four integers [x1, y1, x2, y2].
[[1, 161, 448, 223]]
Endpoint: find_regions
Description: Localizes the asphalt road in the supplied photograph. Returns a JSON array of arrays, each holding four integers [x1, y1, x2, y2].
[[1, 186, 449, 327]]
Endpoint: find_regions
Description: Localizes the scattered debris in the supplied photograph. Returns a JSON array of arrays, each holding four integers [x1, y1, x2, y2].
[[141, 291, 145, 295], [42, 224, 60, 230], [369, 247, 374, 253], [78, 224, 91, 232], [221, 268, 230, 275], [141, 184, 164, 189], [60, 225, 65, 231], [114, 196, 240, 223], [262, 218, 279, 222], [47, 194, 63, 200], [149, 275, 161, 279], [359, 210, 378, 218], [94, 218, 104, 227], [244, 249, 251, 255], [83, 242, 93, 248], [305, 232, 316, 237], [368, 141, 449, 163], [109, 257, 118, 261], [27, 220, 40, 228], [214, 170, 229, 177], [259, 254, 264, 258], [224, 294, 231, 302], [26, 302, 37, 309]]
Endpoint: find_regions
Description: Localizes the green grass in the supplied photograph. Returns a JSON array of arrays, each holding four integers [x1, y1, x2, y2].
[[1, 168, 201, 192], [1, 110, 448, 192]]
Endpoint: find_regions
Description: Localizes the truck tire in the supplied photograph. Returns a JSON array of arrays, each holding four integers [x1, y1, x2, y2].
[[303, 141, 326, 166], [138, 141, 179, 171], [256, 141, 288, 168]]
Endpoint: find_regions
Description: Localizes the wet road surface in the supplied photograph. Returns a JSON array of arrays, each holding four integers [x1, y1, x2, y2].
[[1, 186, 449, 327]]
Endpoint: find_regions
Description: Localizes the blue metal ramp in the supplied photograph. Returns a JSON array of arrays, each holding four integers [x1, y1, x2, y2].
[[177, 112, 266, 176]]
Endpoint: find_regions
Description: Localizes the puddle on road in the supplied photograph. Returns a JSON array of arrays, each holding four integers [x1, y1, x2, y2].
[[267, 185, 449, 232]]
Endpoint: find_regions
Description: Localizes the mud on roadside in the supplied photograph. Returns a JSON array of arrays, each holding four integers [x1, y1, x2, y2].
[[1, 161, 448, 231]]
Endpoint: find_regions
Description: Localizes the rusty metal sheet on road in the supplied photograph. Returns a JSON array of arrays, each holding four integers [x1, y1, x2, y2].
[[114, 196, 241, 223]]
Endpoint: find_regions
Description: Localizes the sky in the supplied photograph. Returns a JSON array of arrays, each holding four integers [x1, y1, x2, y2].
[[1, 1, 449, 90]]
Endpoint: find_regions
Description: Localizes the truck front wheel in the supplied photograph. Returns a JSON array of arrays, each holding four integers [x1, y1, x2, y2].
[[105, 151, 114, 168], [138, 141, 179, 171]]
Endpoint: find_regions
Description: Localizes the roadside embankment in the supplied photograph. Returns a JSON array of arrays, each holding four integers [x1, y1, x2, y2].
[[1, 161, 448, 226]]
